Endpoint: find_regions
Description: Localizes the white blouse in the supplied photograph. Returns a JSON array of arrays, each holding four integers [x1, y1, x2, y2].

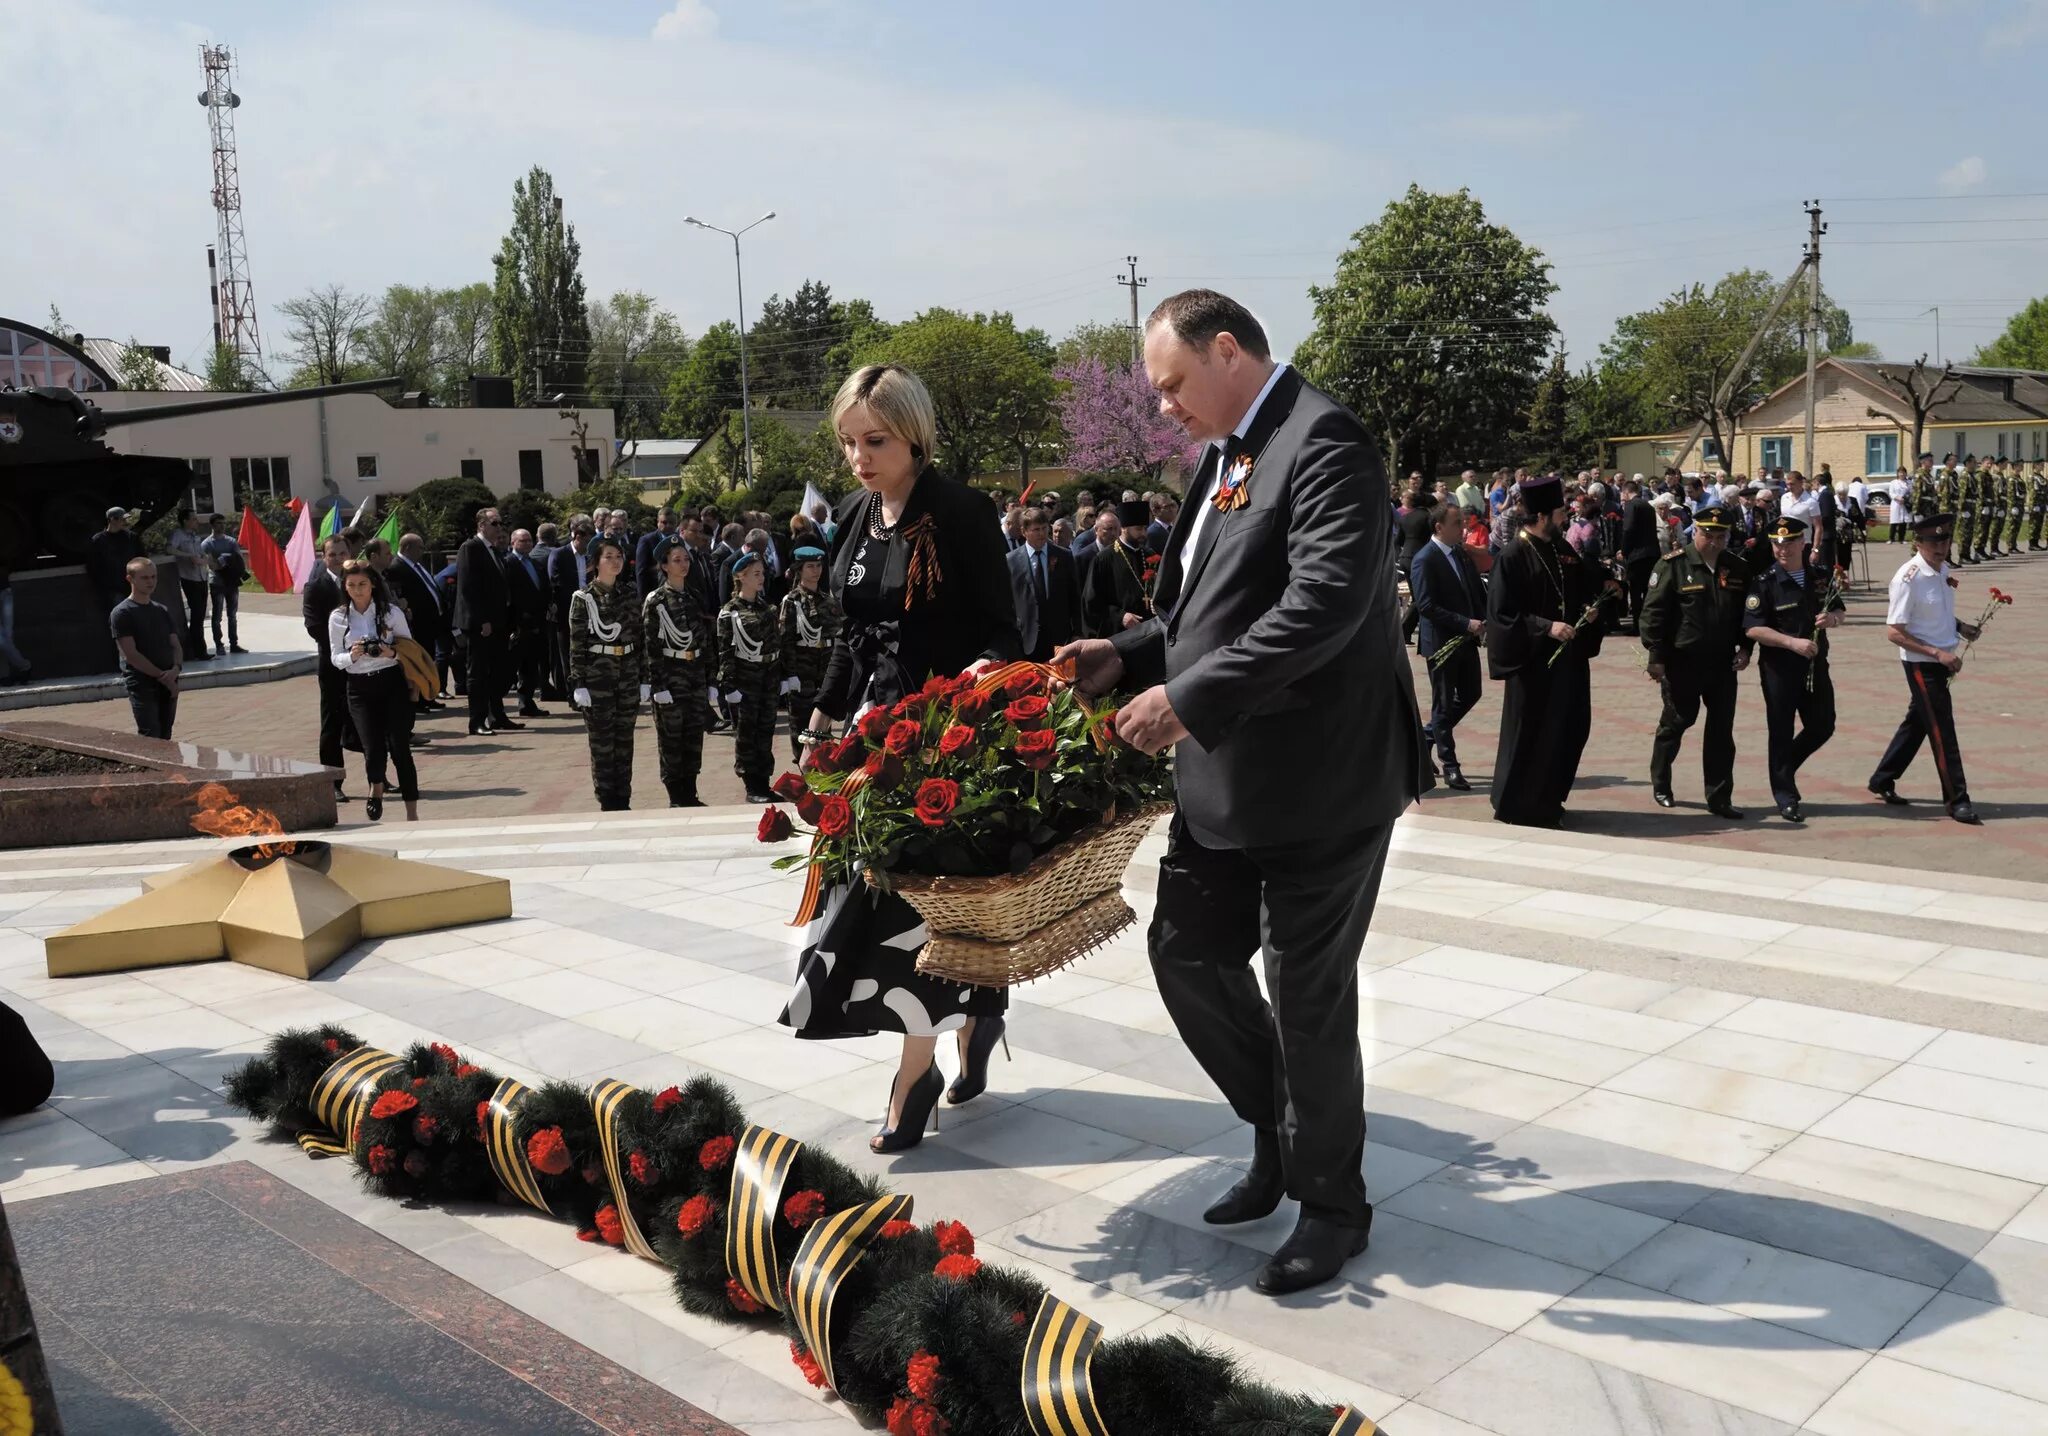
[[329, 602, 412, 675]]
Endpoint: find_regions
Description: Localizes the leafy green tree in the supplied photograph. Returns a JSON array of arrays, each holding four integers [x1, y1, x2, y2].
[[1566, 362, 1657, 468], [586, 290, 689, 445], [276, 283, 373, 387], [855, 308, 1057, 482], [489, 165, 592, 405], [663, 320, 743, 437], [821, 297, 892, 387], [45, 304, 68, 338], [114, 339, 166, 391], [563, 475, 652, 521], [437, 282, 495, 405], [1296, 185, 1557, 475], [362, 284, 446, 393], [1518, 347, 1575, 472], [1056, 320, 1139, 372], [1974, 296, 2048, 369], [390, 476, 496, 551], [749, 279, 839, 408], [496, 487, 564, 538], [202, 343, 259, 392]]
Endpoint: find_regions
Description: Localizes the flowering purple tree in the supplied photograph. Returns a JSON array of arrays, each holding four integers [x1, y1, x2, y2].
[[1054, 358, 1198, 480]]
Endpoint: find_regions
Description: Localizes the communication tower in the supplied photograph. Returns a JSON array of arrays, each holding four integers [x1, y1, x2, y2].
[[198, 45, 262, 370]]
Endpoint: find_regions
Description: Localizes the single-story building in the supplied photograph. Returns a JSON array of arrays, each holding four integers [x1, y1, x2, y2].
[[1611, 360, 2048, 479]]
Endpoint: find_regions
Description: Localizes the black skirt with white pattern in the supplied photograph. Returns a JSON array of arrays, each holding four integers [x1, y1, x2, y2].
[[778, 882, 1007, 1039]]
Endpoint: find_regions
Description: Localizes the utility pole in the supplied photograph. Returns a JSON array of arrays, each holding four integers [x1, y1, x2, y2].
[[1115, 256, 1147, 367], [1803, 200, 1826, 475], [1921, 305, 1942, 366]]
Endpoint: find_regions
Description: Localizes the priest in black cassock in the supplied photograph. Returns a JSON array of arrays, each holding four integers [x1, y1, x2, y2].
[[1485, 475, 1615, 828], [1081, 499, 1156, 637]]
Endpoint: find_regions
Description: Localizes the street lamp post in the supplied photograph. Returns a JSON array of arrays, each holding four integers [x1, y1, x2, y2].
[[684, 211, 775, 487]]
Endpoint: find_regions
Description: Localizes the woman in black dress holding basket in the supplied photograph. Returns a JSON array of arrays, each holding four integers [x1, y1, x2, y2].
[[780, 364, 1023, 1152]]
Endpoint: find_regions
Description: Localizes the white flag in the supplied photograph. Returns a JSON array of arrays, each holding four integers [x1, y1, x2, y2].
[[284, 503, 317, 593], [801, 482, 828, 522], [349, 493, 376, 532]]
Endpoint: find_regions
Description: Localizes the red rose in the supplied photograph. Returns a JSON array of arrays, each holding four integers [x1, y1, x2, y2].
[[791, 1340, 829, 1389], [475, 1099, 492, 1137], [879, 1219, 915, 1239], [937, 724, 975, 757], [886, 1398, 917, 1436], [933, 1253, 981, 1282], [907, 1350, 942, 1400], [725, 1278, 764, 1315], [1004, 695, 1050, 728], [782, 1189, 827, 1230], [699, 1135, 736, 1171], [322, 1037, 342, 1054], [455, 1063, 482, 1078], [676, 1194, 717, 1238], [914, 778, 960, 828], [411, 1114, 439, 1145], [815, 796, 852, 838], [652, 1085, 683, 1114], [369, 1089, 419, 1120], [757, 806, 794, 843], [402, 1149, 428, 1179], [885, 719, 923, 756], [771, 771, 808, 802], [952, 690, 991, 724], [628, 1149, 655, 1185], [858, 708, 895, 742], [863, 752, 907, 791], [366, 1144, 396, 1176], [795, 790, 824, 824], [526, 1126, 572, 1177], [594, 1204, 625, 1246], [832, 735, 865, 770], [921, 674, 955, 699], [1012, 727, 1057, 770], [933, 1220, 975, 1257]]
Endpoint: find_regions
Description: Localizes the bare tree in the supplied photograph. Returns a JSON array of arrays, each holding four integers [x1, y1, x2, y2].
[[1867, 355, 1961, 466], [276, 283, 373, 387]]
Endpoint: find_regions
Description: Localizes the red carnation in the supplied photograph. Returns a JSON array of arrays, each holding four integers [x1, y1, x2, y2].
[[455, 1063, 482, 1078], [402, 1149, 428, 1179], [366, 1144, 396, 1176], [1012, 727, 1058, 770], [914, 778, 960, 828], [886, 1398, 917, 1436], [429, 1041, 460, 1067], [1011, 1311, 1028, 1325], [576, 1228, 599, 1243], [771, 771, 808, 803], [953, 690, 991, 724], [581, 1164, 603, 1186], [526, 1126, 572, 1177], [858, 708, 896, 742], [676, 1194, 717, 1238], [933, 1220, 975, 1257], [1004, 695, 1050, 728], [906, 1350, 942, 1400], [757, 806, 794, 843], [885, 719, 924, 756], [699, 1135, 736, 1171], [410, 1076, 429, 1089], [652, 1085, 683, 1114], [913, 1406, 950, 1436], [791, 1341, 829, 1389], [815, 796, 852, 839], [725, 1278, 764, 1315], [595, 1204, 625, 1247], [322, 1037, 342, 1053], [782, 1189, 827, 1230], [879, 1219, 915, 1239], [411, 1114, 439, 1145], [937, 724, 975, 757], [475, 1099, 492, 1136], [933, 1253, 981, 1282], [628, 1149, 655, 1185], [370, 1089, 419, 1120]]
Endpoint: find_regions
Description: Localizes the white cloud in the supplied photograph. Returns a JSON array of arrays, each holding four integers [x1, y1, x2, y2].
[[1937, 155, 1987, 193], [653, 0, 718, 41]]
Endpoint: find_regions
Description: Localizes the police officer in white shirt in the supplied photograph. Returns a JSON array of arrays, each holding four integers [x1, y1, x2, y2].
[[1868, 512, 1983, 824]]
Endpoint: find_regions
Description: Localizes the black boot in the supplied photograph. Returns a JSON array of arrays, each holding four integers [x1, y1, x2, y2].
[[668, 780, 705, 809], [1204, 1128, 1285, 1225]]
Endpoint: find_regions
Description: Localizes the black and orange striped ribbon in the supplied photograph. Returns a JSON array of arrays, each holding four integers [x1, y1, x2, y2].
[[298, 1045, 403, 1159], [725, 1124, 801, 1313], [1020, 1291, 1113, 1436], [589, 1078, 664, 1264], [1328, 1409, 1378, 1435], [482, 1077, 554, 1216], [786, 1192, 912, 1393]]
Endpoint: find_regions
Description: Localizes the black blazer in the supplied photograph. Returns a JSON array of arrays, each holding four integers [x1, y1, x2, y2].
[[1620, 497, 1661, 563], [1110, 367, 1428, 849], [815, 472, 1023, 720], [505, 550, 549, 623], [547, 543, 588, 620], [1006, 541, 1080, 660], [453, 534, 508, 633], [1394, 506, 1435, 574], [1410, 539, 1485, 659], [302, 567, 342, 654], [390, 556, 444, 648]]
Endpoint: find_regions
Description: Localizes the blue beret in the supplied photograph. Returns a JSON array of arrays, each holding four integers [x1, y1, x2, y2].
[[731, 550, 763, 575], [793, 546, 826, 562]]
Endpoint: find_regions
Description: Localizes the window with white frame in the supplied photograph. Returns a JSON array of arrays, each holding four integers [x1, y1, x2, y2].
[[184, 458, 216, 515], [1759, 436, 1792, 468], [230, 455, 292, 502], [1866, 434, 1898, 476], [355, 455, 379, 481]]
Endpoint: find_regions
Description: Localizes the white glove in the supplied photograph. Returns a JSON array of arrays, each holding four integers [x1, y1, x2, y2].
[[639, 684, 651, 704], [707, 685, 719, 703], [780, 676, 800, 694], [653, 689, 673, 705], [725, 690, 742, 705], [573, 687, 592, 709]]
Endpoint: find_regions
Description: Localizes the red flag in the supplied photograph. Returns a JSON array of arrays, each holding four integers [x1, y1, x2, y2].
[[238, 505, 292, 594], [286, 497, 305, 517], [1018, 476, 1037, 505]]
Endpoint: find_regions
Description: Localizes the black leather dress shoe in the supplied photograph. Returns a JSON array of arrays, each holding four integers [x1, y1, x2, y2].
[[1778, 799, 1804, 823], [1443, 768, 1472, 792], [518, 705, 549, 718], [494, 717, 526, 731], [1868, 781, 1909, 806], [1204, 1130, 1284, 1225], [1653, 790, 1676, 809], [1708, 802, 1746, 820], [467, 724, 495, 737], [1256, 1212, 1372, 1296], [1951, 799, 1983, 826]]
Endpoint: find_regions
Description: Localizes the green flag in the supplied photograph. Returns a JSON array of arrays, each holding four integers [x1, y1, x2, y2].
[[319, 501, 341, 541], [374, 507, 401, 547]]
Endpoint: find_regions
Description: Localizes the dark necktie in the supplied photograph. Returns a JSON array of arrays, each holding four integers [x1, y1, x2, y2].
[[1032, 548, 1048, 601]]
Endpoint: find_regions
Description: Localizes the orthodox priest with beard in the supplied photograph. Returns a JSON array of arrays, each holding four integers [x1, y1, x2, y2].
[[1485, 475, 1616, 828]]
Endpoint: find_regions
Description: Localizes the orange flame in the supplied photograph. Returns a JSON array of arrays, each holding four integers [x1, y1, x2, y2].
[[190, 782, 295, 860]]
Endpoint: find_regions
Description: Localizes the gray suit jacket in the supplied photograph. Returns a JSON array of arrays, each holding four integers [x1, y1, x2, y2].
[[1110, 367, 1428, 850]]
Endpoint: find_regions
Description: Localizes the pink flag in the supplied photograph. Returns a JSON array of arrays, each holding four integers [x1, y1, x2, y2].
[[284, 502, 317, 593]]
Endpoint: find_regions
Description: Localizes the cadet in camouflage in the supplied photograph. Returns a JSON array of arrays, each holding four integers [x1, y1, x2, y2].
[[776, 545, 841, 764], [643, 543, 710, 807], [569, 536, 646, 811], [718, 550, 787, 803]]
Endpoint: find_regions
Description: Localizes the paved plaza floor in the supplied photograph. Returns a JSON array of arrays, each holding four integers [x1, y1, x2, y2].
[[7, 805, 2048, 1432]]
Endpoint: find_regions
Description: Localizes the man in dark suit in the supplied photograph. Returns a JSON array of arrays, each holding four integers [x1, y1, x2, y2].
[[1409, 502, 1487, 791], [453, 508, 514, 736], [634, 507, 677, 598], [506, 528, 552, 718], [391, 532, 447, 705], [1618, 477, 1661, 631], [1394, 482, 1435, 645], [301, 533, 355, 797], [1072, 510, 1119, 635], [1061, 290, 1427, 1297], [546, 517, 594, 702], [1005, 506, 1081, 661]]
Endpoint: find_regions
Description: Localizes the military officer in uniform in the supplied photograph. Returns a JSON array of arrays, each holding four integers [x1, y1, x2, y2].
[[2003, 462, 2028, 555], [1869, 513, 1983, 824], [1955, 457, 1980, 564], [718, 550, 783, 803], [1640, 502, 1752, 818], [1908, 455, 1940, 537], [643, 542, 710, 807], [2029, 462, 2048, 551], [569, 536, 647, 811], [1741, 516, 1844, 823], [1986, 462, 2010, 558], [777, 545, 840, 764]]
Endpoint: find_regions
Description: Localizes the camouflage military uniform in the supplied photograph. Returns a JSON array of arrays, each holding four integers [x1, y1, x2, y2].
[[777, 584, 842, 763], [1955, 464, 1978, 563], [2003, 465, 2027, 552], [1987, 466, 2011, 555], [2029, 465, 2048, 550], [643, 581, 710, 807], [568, 579, 644, 811], [717, 592, 782, 795]]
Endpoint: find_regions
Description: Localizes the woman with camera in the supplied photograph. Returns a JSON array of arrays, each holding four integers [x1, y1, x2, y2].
[[328, 558, 420, 822]]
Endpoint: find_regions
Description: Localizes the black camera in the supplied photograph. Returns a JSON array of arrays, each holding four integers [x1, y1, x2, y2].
[[360, 639, 386, 656]]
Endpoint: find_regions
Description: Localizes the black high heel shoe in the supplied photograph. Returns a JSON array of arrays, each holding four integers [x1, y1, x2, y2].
[[870, 1064, 943, 1154], [946, 1017, 1010, 1106]]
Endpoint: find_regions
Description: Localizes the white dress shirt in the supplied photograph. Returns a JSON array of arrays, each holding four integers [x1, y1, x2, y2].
[[1782, 490, 1822, 527], [1886, 556, 1958, 664], [1175, 362, 1290, 600], [329, 602, 413, 675]]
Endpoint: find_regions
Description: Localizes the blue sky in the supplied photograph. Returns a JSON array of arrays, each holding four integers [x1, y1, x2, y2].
[[7, 0, 2047, 382]]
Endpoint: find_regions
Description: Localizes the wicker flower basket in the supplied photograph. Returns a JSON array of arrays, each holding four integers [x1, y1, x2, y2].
[[865, 802, 1171, 987]]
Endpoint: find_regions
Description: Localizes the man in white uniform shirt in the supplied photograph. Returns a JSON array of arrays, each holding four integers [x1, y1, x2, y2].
[[1781, 471, 1822, 529], [1868, 511, 1982, 824], [1887, 471, 1912, 543]]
